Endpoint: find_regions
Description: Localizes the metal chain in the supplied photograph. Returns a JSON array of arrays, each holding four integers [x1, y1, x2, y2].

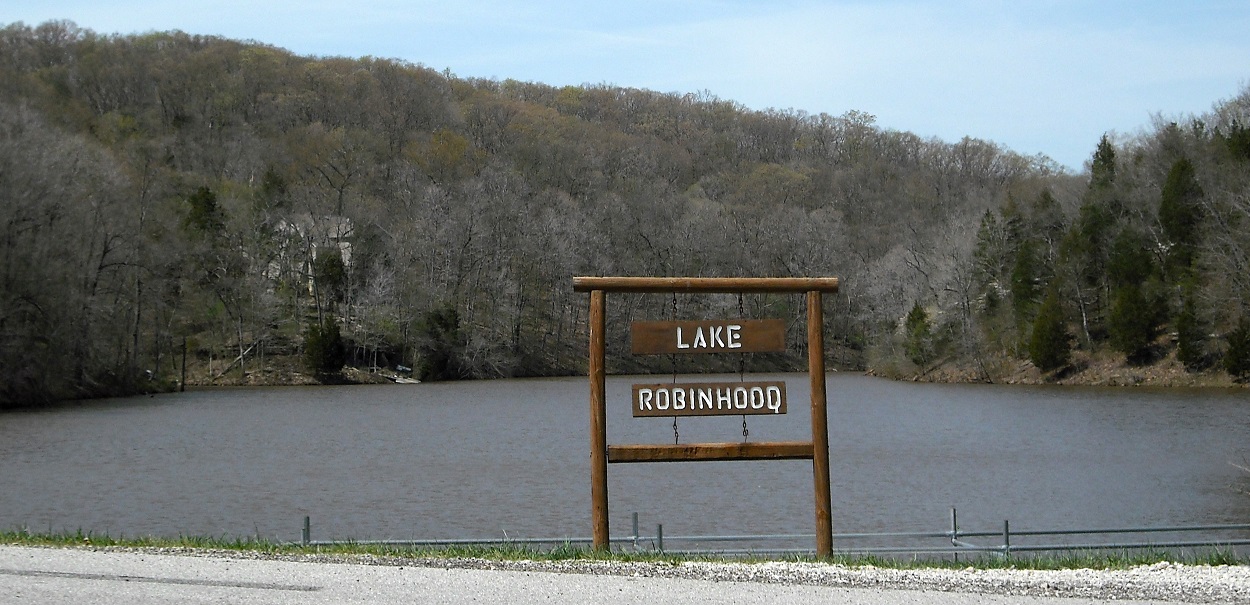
[[671, 292, 679, 444], [737, 293, 746, 381], [738, 292, 749, 440], [671, 292, 679, 383]]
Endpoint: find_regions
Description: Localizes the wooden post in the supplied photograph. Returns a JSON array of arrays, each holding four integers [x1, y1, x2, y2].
[[808, 290, 833, 557], [589, 289, 609, 551]]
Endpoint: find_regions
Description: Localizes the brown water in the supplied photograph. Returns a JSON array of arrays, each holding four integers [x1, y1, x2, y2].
[[1, 374, 1248, 546]]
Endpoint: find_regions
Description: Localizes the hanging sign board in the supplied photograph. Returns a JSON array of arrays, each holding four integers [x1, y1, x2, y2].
[[631, 319, 785, 355], [631, 381, 787, 417]]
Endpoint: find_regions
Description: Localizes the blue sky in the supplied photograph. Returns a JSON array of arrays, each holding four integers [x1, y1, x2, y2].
[[6, 1, 1249, 171]]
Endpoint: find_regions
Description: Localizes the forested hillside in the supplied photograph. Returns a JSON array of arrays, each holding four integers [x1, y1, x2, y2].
[[2, 21, 1248, 406]]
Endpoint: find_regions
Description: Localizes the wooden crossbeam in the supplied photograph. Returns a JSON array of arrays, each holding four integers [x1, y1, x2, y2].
[[607, 441, 814, 463], [573, 276, 839, 294]]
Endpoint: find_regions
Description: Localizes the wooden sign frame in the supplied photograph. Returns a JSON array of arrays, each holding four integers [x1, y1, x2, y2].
[[573, 276, 839, 557]]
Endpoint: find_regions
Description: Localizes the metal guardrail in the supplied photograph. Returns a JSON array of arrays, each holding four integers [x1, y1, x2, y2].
[[298, 509, 1250, 558]]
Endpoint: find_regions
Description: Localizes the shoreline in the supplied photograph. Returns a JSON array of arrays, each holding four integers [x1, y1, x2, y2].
[[886, 349, 1246, 390]]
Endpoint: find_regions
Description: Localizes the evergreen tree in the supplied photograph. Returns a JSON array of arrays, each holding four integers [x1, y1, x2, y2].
[[1010, 238, 1044, 324], [416, 304, 467, 381], [1088, 134, 1118, 197], [1175, 285, 1206, 369], [1225, 316, 1250, 380], [304, 319, 347, 374], [1107, 229, 1154, 288], [313, 248, 347, 303], [1106, 229, 1160, 360], [1217, 120, 1250, 161], [904, 301, 934, 366], [973, 210, 1008, 289], [1029, 286, 1070, 372], [1108, 284, 1155, 361], [183, 186, 225, 237], [1158, 158, 1204, 272]]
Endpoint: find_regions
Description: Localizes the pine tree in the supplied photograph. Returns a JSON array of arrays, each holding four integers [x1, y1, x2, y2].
[[1225, 316, 1250, 380], [304, 320, 347, 374], [904, 301, 934, 366], [1010, 238, 1044, 324], [1175, 287, 1205, 369], [1029, 287, 1070, 372], [1108, 285, 1154, 360], [416, 304, 466, 381], [182, 186, 225, 237], [1106, 229, 1159, 360], [1158, 158, 1204, 272], [1089, 135, 1117, 192]]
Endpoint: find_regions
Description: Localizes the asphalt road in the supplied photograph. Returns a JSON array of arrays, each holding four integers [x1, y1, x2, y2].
[[0, 545, 1183, 604]]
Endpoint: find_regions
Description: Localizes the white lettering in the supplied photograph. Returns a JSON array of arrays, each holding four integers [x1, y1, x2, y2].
[[693, 326, 707, 348], [633, 383, 785, 416], [696, 387, 712, 410], [710, 325, 725, 348], [676, 326, 690, 349], [727, 324, 742, 348], [750, 386, 765, 409]]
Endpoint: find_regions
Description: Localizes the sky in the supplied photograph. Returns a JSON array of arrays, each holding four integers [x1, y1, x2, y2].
[[6, 1, 1249, 171]]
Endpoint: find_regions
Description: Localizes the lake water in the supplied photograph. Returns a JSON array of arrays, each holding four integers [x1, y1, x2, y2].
[[1, 374, 1248, 550]]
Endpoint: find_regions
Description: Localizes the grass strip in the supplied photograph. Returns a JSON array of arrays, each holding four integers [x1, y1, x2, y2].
[[1, 529, 1245, 570]]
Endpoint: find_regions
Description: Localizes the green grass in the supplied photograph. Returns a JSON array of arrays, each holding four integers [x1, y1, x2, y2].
[[1, 529, 1245, 570]]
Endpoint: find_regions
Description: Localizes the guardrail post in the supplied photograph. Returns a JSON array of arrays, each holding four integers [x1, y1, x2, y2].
[[632, 512, 639, 549], [302, 516, 310, 547], [950, 507, 958, 562], [1003, 519, 1011, 558], [656, 524, 664, 552]]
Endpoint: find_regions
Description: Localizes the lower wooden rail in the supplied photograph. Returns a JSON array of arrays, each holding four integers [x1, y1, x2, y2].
[[607, 441, 814, 463]]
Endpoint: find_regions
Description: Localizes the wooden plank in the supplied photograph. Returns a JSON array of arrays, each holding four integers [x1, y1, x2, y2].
[[631, 381, 787, 417], [631, 320, 786, 354], [608, 441, 814, 463], [573, 276, 839, 294]]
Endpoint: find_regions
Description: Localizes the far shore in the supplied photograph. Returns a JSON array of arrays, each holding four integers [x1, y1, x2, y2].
[[178, 351, 1246, 392]]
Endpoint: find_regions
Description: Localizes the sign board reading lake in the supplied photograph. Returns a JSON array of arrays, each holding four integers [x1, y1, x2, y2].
[[631, 381, 787, 417], [630, 319, 785, 355]]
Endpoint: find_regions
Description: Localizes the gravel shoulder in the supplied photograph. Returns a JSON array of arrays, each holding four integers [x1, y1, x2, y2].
[[63, 546, 1250, 604]]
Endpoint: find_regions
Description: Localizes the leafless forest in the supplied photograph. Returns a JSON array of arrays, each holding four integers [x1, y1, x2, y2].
[[2, 21, 1248, 406]]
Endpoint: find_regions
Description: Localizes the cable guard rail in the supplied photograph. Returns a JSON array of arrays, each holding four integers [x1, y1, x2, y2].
[[296, 513, 1250, 557]]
